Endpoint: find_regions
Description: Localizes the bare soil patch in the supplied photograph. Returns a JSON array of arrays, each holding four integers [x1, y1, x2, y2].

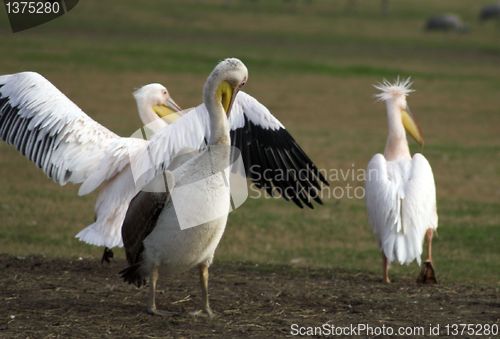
[[0, 255, 498, 338]]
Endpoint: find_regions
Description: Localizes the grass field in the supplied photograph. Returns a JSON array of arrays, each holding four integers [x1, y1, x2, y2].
[[0, 0, 499, 286]]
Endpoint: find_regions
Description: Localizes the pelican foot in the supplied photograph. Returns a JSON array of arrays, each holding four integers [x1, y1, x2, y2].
[[147, 307, 177, 317], [100, 247, 114, 264], [417, 260, 437, 284], [190, 308, 215, 319]]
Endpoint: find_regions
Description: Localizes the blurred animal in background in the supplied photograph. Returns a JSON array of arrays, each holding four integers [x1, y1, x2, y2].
[[365, 78, 438, 285], [479, 3, 500, 22], [425, 14, 469, 33]]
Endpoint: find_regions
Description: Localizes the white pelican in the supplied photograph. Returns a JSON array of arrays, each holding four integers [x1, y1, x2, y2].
[[133, 83, 182, 125], [119, 58, 249, 316], [99, 76, 330, 263], [365, 78, 438, 284], [0, 69, 326, 245], [98, 83, 182, 263], [0, 58, 327, 314]]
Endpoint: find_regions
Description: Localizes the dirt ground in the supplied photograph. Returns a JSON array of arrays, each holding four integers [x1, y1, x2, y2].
[[0, 255, 498, 338]]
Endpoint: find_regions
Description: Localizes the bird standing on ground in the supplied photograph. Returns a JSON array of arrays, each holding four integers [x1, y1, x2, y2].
[[0, 58, 327, 315], [120, 58, 248, 316], [118, 58, 327, 316], [365, 78, 438, 284]]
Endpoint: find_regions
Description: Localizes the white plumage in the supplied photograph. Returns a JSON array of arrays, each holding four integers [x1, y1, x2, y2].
[[0, 72, 128, 185], [117, 59, 249, 316], [366, 154, 437, 265], [365, 78, 438, 283], [75, 87, 324, 249], [0, 59, 327, 315], [0, 67, 326, 250], [0, 73, 181, 248]]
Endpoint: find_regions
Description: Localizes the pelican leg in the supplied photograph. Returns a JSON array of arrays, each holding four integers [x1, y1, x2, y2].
[[146, 265, 170, 316], [191, 263, 214, 318], [426, 228, 433, 262], [383, 253, 391, 283], [100, 247, 114, 264], [417, 229, 437, 284]]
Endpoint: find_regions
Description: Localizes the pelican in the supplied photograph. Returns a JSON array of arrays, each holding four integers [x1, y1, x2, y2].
[[118, 58, 249, 316], [99, 83, 182, 264], [365, 78, 438, 284], [0, 58, 327, 314], [101, 75, 330, 262], [133, 83, 182, 125]]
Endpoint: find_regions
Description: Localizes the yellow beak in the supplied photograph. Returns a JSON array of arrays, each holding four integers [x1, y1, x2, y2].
[[216, 80, 236, 116], [401, 106, 424, 146], [152, 97, 183, 123]]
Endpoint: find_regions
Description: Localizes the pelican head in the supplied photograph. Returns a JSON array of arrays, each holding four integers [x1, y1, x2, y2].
[[204, 58, 248, 117], [133, 83, 182, 124], [374, 78, 424, 145]]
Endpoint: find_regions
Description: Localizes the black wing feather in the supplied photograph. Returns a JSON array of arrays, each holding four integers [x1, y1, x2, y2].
[[230, 115, 328, 209], [0, 91, 61, 174]]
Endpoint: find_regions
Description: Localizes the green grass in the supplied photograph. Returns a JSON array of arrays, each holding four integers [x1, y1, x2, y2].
[[0, 0, 499, 285]]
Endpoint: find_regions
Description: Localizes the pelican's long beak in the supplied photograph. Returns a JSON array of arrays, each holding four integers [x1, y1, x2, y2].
[[218, 80, 245, 117], [401, 105, 424, 146], [153, 97, 182, 118], [226, 86, 240, 118]]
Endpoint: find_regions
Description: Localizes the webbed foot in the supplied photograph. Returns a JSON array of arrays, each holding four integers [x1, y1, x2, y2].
[[417, 260, 437, 284]]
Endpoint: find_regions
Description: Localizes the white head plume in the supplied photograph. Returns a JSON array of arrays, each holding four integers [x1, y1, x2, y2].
[[374, 77, 414, 102]]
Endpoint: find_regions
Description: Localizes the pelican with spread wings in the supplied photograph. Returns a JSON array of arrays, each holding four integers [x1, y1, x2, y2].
[[0, 58, 327, 314], [365, 78, 438, 284]]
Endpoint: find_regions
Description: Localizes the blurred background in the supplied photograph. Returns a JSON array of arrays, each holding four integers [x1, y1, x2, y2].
[[0, 0, 498, 284]]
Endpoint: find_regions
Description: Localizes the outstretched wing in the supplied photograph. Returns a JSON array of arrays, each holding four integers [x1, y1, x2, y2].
[[0, 72, 147, 248], [80, 104, 209, 195], [229, 91, 328, 208], [0, 72, 139, 185], [123, 91, 329, 210], [75, 105, 209, 247]]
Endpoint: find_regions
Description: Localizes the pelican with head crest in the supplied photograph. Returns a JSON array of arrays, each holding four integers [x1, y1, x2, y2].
[[365, 78, 438, 284]]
